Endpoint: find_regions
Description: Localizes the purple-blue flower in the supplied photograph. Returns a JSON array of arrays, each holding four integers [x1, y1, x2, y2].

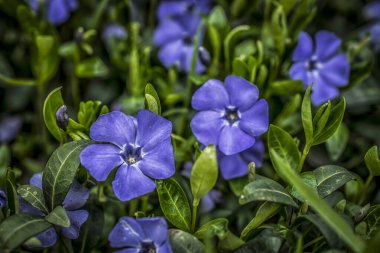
[[0, 115, 22, 143], [157, 0, 211, 20], [20, 173, 89, 248], [80, 110, 175, 201], [363, 2, 380, 52], [290, 31, 350, 105], [190, 75, 269, 156], [28, 0, 78, 25], [218, 138, 264, 180], [363, 1, 380, 21], [102, 23, 127, 42], [0, 189, 6, 209], [109, 216, 172, 253]]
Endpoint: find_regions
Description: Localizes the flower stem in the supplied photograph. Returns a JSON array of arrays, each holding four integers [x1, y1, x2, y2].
[[297, 144, 310, 173], [191, 198, 199, 232]]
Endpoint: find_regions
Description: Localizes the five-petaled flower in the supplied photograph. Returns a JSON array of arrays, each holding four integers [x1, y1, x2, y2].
[[19, 173, 89, 248], [290, 31, 350, 105], [109, 216, 172, 253], [153, 0, 211, 73], [28, 0, 78, 25], [80, 110, 175, 201], [190, 75, 269, 157]]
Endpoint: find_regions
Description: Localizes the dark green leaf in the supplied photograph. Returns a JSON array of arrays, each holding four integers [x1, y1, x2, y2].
[[6, 177, 19, 215], [228, 176, 248, 196], [17, 185, 48, 214], [364, 205, 380, 239], [218, 231, 245, 252], [364, 146, 380, 177], [0, 145, 10, 187], [45, 206, 70, 227], [0, 214, 51, 252], [239, 177, 298, 207], [43, 87, 66, 143], [156, 178, 191, 232], [190, 145, 218, 203], [75, 57, 109, 78], [43, 140, 91, 210], [169, 229, 205, 253], [301, 85, 313, 146], [235, 236, 283, 253], [195, 218, 228, 239], [289, 172, 318, 202], [326, 123, 349, 161]]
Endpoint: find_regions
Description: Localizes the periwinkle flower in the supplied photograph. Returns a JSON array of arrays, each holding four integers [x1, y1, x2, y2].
[[363, 1, 380, 21], [28, 0, 78, 25], [0, 115, 22, 143], [363, 1, 380, 52], [80, 110, 175, 201], [157, 0, 211, 20], [218, 138, 264, 180], [20, 173, 89, 248], [290, 31, 350, 105], [109, 216, 172, 253], [102, 23, 127, 42], [190, 75, 269, 156], [0, 189, 6, 209]]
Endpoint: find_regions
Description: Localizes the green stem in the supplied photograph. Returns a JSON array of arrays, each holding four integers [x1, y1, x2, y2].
[[171, 133, 187, 143], [191, 198, 199, 232], [129, 198, 139, 216], [97, 182, 106, 203], [297, 144, 310, 173], [61, 237, 74, 253], [302, 235, 324, 249], [359, 174, 374, 205], [89, 0, 108, 29]]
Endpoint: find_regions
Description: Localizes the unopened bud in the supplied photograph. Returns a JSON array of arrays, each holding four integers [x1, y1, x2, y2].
[[198, 46, 211, 66], [56, 105, 69, 131]]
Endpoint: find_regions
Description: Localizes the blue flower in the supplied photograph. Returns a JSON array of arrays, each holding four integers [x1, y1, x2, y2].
[[153, 0, 211, 73], [363, 1, 380, 52], [0, 115, 22, 143], [28, 0, 78, 25], [80, 110, 175, 201], [290, 31, 350, 105], [218, 138, 264, 180], [109, 216, 172, 253], [363, 1, 380, 21], [0, 189, 6, 209], [190, 75, 269, 156], [19, 173, 89, 248], [102, 23, 127, 42]]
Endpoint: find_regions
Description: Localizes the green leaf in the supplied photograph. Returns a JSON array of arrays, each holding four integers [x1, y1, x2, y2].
[[269, 80, 304, 96], [271, 5, 287, 55], [364, 205, 380, 239], [169, 229, 205, 253], [0, 214, 51, 252], [6, 177, 19, 215], [190, 145, 218, 203], [0, 74, 36, 86], [301, 85, 313, 146], [208, 6, 227, 30], [312, 101, 331, 136], [312, 98, 346, 145], [45, 206, 70, 227], [43, 87, 66, 143], [289, 172, 318, 202], [240, 202, 281, 239], [326, 123, 349, 161], [0, 145, 10, 187], [235, 236, 283, 253], [145, 83, 161, 114], [75, 57, 109, 78], [269, 149, 365, 253], [156, 179, 191, 232], [78, 101, 102, 130], [218, 231, 245, 252], [239, 177, 298, 207], [195, 218, 228, 239], [17, 185, 48, 214], [33, 35, 59, 84], [228, 177, 248, 196], [314, 165, 356, 198], [43, 140, 91, 210], [268, 125, 300, 172], [364, 146, 380, 177], [224, 25, 251, 72]]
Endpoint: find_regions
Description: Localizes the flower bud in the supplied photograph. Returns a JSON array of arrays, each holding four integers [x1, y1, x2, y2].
[[56, 105, 69, 131], [198, 46, 211, 67]]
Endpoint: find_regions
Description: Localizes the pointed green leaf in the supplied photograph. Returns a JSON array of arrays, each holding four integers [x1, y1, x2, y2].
[[289, 172, 318, 202], [43, 140, 92, 210], [312, 101, 331, 136], [145, 83, 161, 114], [326, 123, 349, 161], [43, 87, 66, 143], [156, 178, 191, 232], [190, 145, 218, 202], [301, 85, 313, 146], [45, 206, 70, 227], [75, 57, 109, 78], [195, 218, 228, 239], [17, 185, 48, 214], [364, 146, 380, 177], [0, 214, 51, 252], [169, 229, 205, 253], [239, 177, 298, 207]]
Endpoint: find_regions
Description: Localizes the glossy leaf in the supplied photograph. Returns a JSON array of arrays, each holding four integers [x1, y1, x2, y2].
[[169, 229, 205, 253], [17, 185, 48, 214], [301, 85, 313, 146], [156, 178, 191, 232], [43, 140, 91, 210], [289, 172, 318, 202], [364, 146, 380, 177], [0, 214, 51, 252], [195, 218, 228, 239], [239, 177, 298, 208], [45, 206, 70, 227], [43, 87, 66, 143]]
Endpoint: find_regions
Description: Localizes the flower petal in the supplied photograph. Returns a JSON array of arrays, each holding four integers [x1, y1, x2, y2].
[[112, 164, 156, 201], [153, 19, 186, 46], [108, 217, 144, 248], [19, 197, 44, 216], [218, 125, 255, 155], [80, 144, 123, 181], [175, 14, 201, 36], [61, 210, 89, 239], [319, 54, 350, 87], [158, 39, 183, 69], [47, 0, 70, 25], [89, 111, 136, 148], [311, 75, 340, 106], [239, 99, 269, 137], [180, 44, 206, 74], [114, 249, 140, 253], [219, 152, 247, 179], [240, 138, 265, 168], [190, 111, 224, 146], [136, 110, 172, 151], [224, 75, 259, 111], [292, 32, 314, 61], [30, 172, 43, 189], [139, 139, 175, 179], [137, 217, 169, 245], [62, 181, 90, 211], [289, 62, 309, 86], [315, 31, 341, 61], [157, 241, 173, 253], [157, 1, 189, 20], [27, 227, 57, 248], [192, 79, 229, 111]]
